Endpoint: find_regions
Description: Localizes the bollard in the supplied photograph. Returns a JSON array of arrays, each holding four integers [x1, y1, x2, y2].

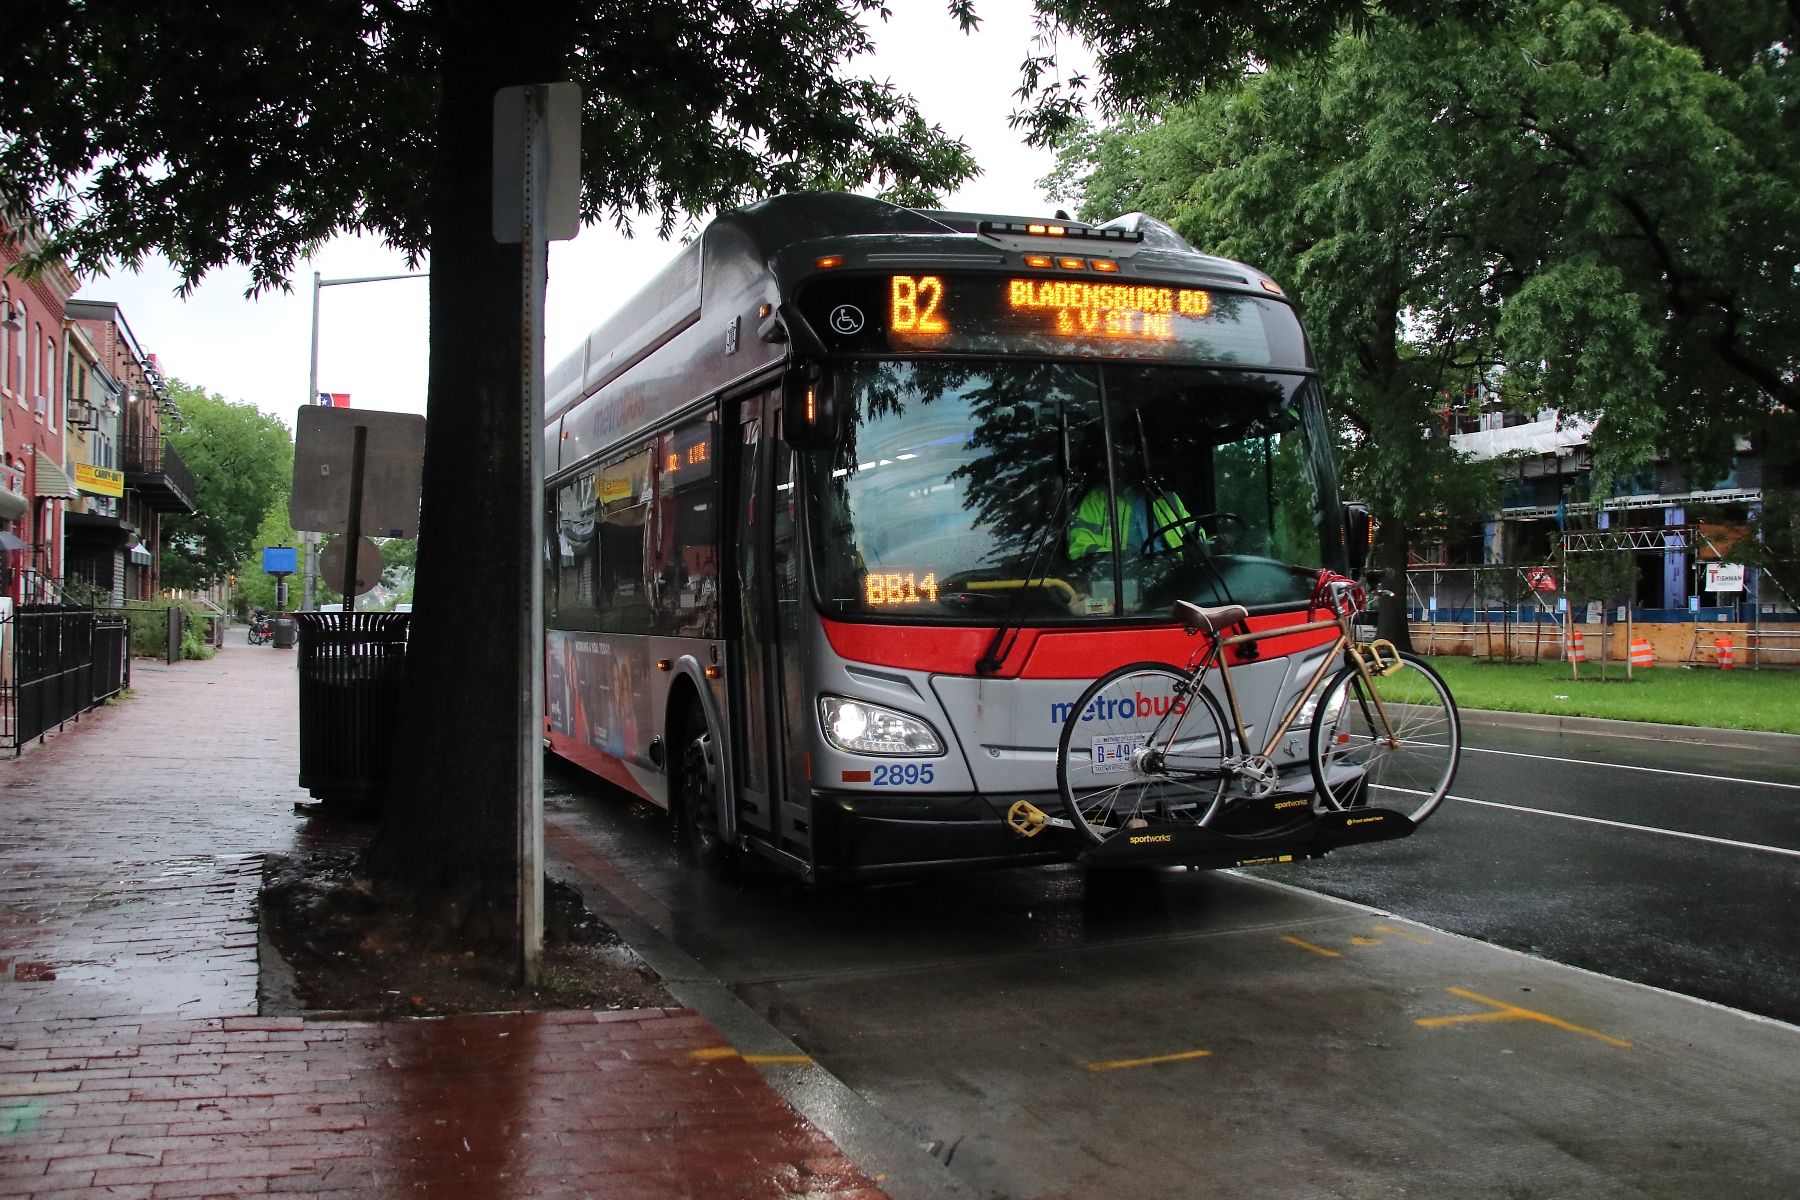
[[1629, 637, 1653, 668], [1715, 636, 1734, 670]]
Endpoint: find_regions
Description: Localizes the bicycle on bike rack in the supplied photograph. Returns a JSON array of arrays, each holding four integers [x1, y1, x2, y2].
[[1023, 574, 1460, 869]]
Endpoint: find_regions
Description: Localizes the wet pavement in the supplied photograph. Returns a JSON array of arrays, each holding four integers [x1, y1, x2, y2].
[[543, 726, 1800, 1200], [0, 640, 886, 1199], [1243, 718, 1800, 1023]]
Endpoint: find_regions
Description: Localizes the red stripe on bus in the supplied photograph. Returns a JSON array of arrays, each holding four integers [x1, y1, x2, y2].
[[546, 730, 659, 804], [821, 610, 1339, 678]]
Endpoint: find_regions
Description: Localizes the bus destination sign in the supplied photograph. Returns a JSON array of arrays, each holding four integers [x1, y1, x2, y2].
[[802, 271, 1303, 367]]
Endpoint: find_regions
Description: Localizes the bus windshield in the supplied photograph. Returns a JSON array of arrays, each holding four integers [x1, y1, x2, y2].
[[806, 360, 1338, 623]]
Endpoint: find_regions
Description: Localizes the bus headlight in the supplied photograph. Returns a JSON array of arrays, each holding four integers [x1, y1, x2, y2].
[[819, 696, 944, 756]]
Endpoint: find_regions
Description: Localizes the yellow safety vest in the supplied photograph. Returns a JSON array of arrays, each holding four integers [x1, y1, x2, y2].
[[1067, 489, 1191, 558]]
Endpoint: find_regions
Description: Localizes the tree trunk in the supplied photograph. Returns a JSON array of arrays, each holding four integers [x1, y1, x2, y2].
[[1373, 517, 1414, 652], [367, 0, 570, 955]]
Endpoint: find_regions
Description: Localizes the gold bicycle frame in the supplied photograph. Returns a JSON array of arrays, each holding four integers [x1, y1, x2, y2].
[[1157, 610, 1403, 769]]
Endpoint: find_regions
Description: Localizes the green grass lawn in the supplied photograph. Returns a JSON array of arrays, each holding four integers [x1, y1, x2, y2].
[[1419, 654, 1800, 735]]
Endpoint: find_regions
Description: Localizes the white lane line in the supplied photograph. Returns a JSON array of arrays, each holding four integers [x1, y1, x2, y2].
[[1448, 794, 1800, 859], [1463, 745, 1800, 792]]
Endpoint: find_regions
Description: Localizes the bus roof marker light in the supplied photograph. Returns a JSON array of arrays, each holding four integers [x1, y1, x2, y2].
[[1092, 259, 1119, 272], [1047, 226, 1067, 235], [1027, 223, 1047, 234], [1058, 258, 1086, 270], [1024, 255, 1052, 268], [815, 255, 844, 269], [1261, 279, 1284, 294]]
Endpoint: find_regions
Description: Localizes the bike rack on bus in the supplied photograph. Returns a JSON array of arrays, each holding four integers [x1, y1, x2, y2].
[[1076, 801, 1418, 870]]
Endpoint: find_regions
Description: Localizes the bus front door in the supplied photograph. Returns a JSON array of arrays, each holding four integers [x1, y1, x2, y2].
[[730, 393, 811, 865]]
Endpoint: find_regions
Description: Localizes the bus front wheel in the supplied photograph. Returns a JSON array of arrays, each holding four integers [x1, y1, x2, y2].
[[674, 702, 735, 877]]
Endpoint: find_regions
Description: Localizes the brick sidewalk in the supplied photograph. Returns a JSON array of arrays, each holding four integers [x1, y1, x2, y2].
[[0, 642, 884, 1198]]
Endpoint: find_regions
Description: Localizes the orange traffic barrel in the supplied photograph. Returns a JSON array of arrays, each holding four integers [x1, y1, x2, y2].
[[1715, 636, 1734, 670], [1566, 629, 1586, 662], [1629, 637, 1653, 667]]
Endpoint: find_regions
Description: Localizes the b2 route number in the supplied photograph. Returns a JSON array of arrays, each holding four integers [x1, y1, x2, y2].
[[872, 763, 934, 786]]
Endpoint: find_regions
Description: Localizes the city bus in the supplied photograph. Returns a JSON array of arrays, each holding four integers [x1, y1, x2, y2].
[[543, 192, 1412, 882]]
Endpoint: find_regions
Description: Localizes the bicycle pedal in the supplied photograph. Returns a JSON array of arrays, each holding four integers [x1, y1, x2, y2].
[[1006, 800, 1074, 837]]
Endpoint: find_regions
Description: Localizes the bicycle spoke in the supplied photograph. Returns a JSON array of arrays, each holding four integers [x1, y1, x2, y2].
[[1309, 655, 1459, 824]]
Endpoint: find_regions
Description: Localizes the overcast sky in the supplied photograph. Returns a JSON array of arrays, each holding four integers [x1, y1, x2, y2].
[[71, 1, 1093, 425]]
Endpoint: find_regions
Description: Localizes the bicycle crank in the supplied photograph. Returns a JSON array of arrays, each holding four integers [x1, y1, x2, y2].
[[1236, 754, 1280, 797]]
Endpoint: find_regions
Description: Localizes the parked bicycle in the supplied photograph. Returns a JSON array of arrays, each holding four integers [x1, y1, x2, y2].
[[247, 610, 274, 646], [1051, 574, 1460, 846]]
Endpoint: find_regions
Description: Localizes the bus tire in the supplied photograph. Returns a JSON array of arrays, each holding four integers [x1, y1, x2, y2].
[[674, 701, 735, 877]]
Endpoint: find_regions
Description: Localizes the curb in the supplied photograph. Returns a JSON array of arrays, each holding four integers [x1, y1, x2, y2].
[[1459, 706, 1800, 752], [546, 820, 973, 1200]]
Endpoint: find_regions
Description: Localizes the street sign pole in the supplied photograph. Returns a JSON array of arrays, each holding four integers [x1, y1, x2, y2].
[[304, 273, 321, 612], [519, 88, 548, 987], [494, 80, 578, 988]]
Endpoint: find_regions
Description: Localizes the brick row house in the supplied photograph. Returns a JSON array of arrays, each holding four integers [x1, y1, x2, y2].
[[65, 300, 195, 602], [1, 214, 195, 605]]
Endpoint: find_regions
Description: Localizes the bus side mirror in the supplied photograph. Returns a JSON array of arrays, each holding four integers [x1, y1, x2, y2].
[[781, 365, 840, 448], [1342, 502, 1372, 575]]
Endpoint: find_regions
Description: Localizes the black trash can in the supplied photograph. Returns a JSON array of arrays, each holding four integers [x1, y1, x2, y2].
[[294, 612, 410, 805], [271, 617, 298, 649]]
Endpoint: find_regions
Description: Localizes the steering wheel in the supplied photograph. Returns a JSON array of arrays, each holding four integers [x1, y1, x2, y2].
[[1140, 511, 1245, 556]]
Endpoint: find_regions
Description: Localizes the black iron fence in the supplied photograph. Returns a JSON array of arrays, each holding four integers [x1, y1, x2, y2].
[[0, 605, 132, 754]]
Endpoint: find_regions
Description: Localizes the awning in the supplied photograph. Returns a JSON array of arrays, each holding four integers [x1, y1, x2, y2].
[[64, 511, 138, 550], [0, 531, 29, 553], [128, 542, 153, 566], [0, 487, 26, 521], [33, 458, 79, 500]]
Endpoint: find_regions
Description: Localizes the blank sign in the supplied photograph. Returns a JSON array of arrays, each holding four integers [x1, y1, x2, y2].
[[291, 406, 425, 536]]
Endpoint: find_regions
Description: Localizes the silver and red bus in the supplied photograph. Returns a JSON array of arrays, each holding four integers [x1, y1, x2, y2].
[[543, 192, 1394, 881]]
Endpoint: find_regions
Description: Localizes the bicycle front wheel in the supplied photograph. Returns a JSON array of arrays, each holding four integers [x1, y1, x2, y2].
[[1056, 663, 1233, 844], [1308, 651, 1459, 823]]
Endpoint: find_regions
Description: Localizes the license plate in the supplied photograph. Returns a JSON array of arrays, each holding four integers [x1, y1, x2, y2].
[[1091, 734, 1146, 773]]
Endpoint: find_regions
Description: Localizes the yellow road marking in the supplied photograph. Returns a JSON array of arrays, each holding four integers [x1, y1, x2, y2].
[[1374, 924, 1433, 944], [689, 1047, 739, 1061], [688, 1047, 816, 1064], [1350, 936, 1383, 946], [1416, 988, 1632, 1047], [1281, 936, 1341, 957], [1085, 1049, 1212, 1071]]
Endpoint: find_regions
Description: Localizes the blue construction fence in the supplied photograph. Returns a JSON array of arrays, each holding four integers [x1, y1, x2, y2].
[[1405, 606, 1800, 625]]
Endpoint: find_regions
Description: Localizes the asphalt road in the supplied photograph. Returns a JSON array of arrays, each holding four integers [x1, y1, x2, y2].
[[1243, 718, 1800, 1024], [545, 718, 1800, 1198]]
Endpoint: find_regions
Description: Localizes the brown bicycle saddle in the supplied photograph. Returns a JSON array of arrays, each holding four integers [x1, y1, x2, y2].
[[1172, 600, 1250, 634]]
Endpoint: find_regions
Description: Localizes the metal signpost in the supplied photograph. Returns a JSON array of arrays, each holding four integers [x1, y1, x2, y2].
[[493, 80, 580, 985], [262, 545, 298, 612]]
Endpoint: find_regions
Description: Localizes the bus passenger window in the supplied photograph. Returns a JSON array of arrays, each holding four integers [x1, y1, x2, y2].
[[596, 448, 654, 634], [655, 415, 719, 638], [553, 473, 600, 630]]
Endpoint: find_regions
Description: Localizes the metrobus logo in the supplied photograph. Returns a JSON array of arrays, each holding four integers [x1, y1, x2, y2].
[[1051, 693, 1184, 724]]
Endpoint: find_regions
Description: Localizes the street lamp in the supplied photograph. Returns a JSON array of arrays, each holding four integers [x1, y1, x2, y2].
[[302, 269, 427, 610]]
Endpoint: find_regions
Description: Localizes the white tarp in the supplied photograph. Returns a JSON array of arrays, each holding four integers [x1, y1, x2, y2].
[[1450, 414, 1594, 461]]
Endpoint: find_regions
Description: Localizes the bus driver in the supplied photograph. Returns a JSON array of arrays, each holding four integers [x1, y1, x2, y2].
[[1067, 483, 1192, 561]]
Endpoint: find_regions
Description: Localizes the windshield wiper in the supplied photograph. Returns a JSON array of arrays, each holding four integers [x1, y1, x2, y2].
[[974, 476, 1070, 675], [976, 410, 1076, 676]]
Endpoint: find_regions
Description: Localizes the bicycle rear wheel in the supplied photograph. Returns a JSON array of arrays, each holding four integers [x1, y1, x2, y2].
[[1056, 663, 1233, 844], [1308, 651, 1459, 823]]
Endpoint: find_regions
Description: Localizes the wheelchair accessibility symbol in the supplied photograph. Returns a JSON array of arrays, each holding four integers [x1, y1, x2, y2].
[[829, 304, 866, 335]]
